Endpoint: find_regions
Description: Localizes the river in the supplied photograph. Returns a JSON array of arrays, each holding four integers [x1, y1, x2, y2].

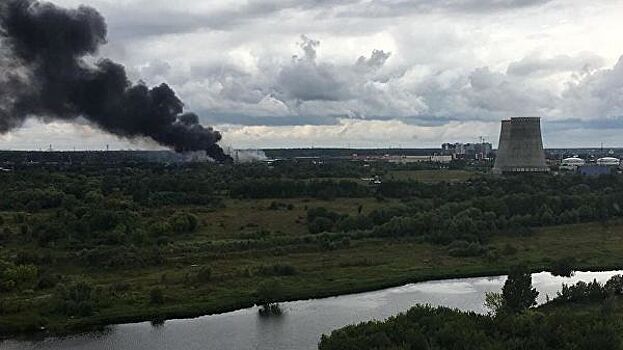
[[3, 270, 621, 350]]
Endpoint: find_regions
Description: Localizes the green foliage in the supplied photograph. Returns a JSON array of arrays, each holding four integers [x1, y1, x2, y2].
[[550, 257, 577, 277], [0, 260, 38, 291], [55, 280, 96, 316], [255, 279, 282, 306], [552, 275, 623, 304], [320, 301, 622, 350], [484, 292, 504, 316], [169, 212, 199, 233], [309, 217, 334, 234], [502, 266, 539, 313]]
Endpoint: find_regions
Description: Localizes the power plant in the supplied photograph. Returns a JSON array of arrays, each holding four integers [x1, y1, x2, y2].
[[493, 117, 549, 174]]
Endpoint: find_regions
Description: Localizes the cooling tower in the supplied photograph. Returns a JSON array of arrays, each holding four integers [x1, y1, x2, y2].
[[493, 117, 548, 174]]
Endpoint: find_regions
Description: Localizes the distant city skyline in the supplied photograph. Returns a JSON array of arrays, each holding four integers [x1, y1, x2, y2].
[[2, 0, 623, 149]]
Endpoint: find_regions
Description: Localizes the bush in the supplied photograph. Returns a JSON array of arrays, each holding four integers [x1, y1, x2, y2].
[[604, 275, 623, 295], [550, 257, 577, 277], [169, 213, 199, 233], [55, 280, 95, 316], [309, 217, 334, 234]]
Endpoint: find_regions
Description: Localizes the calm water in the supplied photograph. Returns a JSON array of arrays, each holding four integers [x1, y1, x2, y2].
[[3, 270, 621, 350]]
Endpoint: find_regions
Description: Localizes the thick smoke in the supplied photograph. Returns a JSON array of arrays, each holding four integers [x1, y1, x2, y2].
[[0, 0, 231, 161]]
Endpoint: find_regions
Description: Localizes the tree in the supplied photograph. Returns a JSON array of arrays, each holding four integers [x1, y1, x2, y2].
[[502, 266, 539, 313], [256, 279, 283, 316], [484, 292, 504, 316]]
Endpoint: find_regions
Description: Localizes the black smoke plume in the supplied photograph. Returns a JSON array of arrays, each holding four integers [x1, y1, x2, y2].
[[0, 0, 231, 161]]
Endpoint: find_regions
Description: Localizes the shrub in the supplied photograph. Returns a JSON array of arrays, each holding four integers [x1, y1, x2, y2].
[[605, 275, 623, 295], [169, 213, 199, 233], [55, 280, 95, 316], [309, 217, 334, 234], [550, 257, 577, 277]]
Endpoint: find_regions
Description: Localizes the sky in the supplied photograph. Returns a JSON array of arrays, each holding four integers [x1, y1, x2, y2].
[[2, 0, 623, 150]]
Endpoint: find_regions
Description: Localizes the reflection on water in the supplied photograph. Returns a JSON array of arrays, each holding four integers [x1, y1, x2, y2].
[[3, 270, 621, 350]]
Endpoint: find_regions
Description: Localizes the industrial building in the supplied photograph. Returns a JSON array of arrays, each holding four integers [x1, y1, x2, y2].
[[493, 117, 549, 174], [596, 157, 621, 167], [577, 165, 617, 177], [560, 157, 585, 171], [441, 142, 492, 160]]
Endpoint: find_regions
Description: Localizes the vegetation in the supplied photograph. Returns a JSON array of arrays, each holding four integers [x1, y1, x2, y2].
[[2, 159, 623, 337], [319, 273, 623, 350]]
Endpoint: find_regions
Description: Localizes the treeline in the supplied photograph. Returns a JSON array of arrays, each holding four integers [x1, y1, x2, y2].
[[301, 175, 623, 249]]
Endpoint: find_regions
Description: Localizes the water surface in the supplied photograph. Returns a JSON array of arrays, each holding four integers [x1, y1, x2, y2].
[[3, 270, 620, 350]]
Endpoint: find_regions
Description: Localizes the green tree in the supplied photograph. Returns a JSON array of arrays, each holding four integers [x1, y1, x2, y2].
[[502, 266, 539, 313]]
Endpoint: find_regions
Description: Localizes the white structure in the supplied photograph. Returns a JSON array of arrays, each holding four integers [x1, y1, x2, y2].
[[560, 157, 585, 171], [596, 157, 620, 167], [387, 155, 453, 164]]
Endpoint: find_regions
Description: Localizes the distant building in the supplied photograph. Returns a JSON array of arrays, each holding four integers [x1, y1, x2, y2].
[[387, 155, 453, 164], [442, 142, 492, 160], [596, 157, 620, 167], [577, 165, 616, 177], [560, 157, 585, 171]]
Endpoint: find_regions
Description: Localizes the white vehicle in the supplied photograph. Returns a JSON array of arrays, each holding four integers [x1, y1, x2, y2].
[[560, 157, 585, 170]]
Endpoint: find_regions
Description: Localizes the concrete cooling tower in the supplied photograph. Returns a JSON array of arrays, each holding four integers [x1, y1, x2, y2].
[[493, 117, 549, 174]]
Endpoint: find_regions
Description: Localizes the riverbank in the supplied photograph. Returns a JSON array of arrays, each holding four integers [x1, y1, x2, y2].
[[4, 218, 623, 340]]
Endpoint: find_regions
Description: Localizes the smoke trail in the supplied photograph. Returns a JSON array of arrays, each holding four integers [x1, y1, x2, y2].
[[0, 0, 231, 161]]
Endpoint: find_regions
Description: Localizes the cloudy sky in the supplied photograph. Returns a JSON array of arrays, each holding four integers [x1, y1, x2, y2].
[[2, 0, 623, 150]]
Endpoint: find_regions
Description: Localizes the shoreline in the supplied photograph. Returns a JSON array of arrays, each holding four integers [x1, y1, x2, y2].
[[4, 262, 622, 342]]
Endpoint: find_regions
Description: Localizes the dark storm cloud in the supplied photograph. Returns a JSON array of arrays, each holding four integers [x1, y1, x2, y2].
[[0, 0, 230, 161]]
